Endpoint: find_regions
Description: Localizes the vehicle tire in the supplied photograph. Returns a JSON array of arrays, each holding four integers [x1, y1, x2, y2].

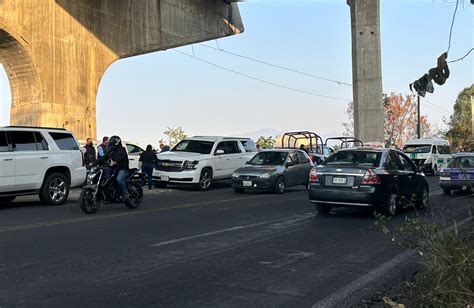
[[415, 186, 429, 209], [155, 182, 168, 189], [79, 188, 101, 214], [0, 196, 16, 204], [381, 193, 398, 217], [197, 168, 213, 191], [316, 203, 331, 215], [39, 172, 70, 205], [125, 182, 143, 209], [233, 187, 245, 193], [274, 176, 286, 194], [443, 188, 451, 195]]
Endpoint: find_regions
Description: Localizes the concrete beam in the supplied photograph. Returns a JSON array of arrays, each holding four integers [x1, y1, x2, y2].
[[348, 0, 384, 143], [0, 0, 244, 139]]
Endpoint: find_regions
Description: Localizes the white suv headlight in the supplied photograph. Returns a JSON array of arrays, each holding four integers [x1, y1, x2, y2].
[[183, 160, 199, 170]]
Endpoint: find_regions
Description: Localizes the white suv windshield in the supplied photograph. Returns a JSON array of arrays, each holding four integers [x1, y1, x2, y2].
[[173, 140, 215, 154], [403, 145, 431, 153]]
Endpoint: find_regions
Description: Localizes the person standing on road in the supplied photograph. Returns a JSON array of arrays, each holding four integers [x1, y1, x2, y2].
[[83, 138, 97, 168], [139, 145, 157, 190], [108, 136, 130, 201], [159, 143, 171, 153], [97, 136, 109, 159]]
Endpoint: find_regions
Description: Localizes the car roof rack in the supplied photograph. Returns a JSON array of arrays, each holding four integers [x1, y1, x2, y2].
[[3, 126, 67, 131], [280, 131, 324, 154]]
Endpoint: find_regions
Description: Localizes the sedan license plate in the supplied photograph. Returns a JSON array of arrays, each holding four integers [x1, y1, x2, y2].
[[161, 175, 170, 182], [332, 177, 347, 185], [243, 181, 253, 187]]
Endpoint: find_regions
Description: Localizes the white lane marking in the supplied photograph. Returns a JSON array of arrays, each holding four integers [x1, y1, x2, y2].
[[311, 215, 473, 308], [150, 213, 314, 248]]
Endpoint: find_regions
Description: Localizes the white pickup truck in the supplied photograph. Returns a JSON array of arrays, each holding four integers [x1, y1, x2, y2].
[[153, 136, 257, 190]]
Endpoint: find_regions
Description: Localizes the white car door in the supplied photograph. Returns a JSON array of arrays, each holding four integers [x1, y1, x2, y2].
[[126, 143, 144, 169], [212, 141, 229, 179], [13, 131, 50, 190], [0, 132, 15, 193]]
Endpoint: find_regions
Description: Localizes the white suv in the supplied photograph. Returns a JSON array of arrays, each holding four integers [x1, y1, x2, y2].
[[153, 136, 257, 190], [0, 126, 86, 205]]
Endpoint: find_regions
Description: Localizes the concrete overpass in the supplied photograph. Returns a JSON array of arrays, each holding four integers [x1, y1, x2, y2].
[[0, 0, 384, 143], [0, 0, 244, 139]]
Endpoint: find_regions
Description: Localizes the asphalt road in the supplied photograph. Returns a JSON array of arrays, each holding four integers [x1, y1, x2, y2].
[[0, 178, 472, 307]]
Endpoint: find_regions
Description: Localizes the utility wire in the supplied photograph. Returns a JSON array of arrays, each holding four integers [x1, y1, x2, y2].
[[446, 0, 460, 54], [174, 49, 350, 102], [448, 47, 474, 63], [199, 43, 353, 87]]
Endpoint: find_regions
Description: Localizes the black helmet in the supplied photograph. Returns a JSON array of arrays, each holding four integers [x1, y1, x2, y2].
[[109, 135, 122, 148]]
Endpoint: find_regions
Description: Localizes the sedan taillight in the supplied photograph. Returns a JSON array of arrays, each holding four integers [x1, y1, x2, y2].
[[361, 169, 381, 185], [309, 168, 319, 183]]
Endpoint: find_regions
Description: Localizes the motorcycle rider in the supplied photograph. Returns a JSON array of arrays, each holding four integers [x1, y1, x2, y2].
[[106, 136, 130, 201]]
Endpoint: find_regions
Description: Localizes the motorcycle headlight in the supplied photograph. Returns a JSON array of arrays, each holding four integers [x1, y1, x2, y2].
[[259, 173, 271, 179], [183, 160, 199, 170]]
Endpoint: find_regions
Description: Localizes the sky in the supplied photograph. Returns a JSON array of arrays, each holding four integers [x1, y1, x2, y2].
[[0, 0, 472, 147]]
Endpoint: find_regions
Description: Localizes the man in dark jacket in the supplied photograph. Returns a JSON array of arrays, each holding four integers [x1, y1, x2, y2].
[[107, 136, 130, 200], [139, 145, 157, 190], [84, 138, 97, 167]]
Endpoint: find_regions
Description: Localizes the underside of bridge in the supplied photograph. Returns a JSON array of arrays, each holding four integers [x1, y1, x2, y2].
[[0, 0, 244, 140]]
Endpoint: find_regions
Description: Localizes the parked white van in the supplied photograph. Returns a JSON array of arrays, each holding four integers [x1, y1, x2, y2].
[[403, 139, 452, 175]]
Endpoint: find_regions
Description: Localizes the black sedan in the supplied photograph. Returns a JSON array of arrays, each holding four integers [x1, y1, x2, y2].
[[308, 148, 429, 216], [232, 149, 314, 194]]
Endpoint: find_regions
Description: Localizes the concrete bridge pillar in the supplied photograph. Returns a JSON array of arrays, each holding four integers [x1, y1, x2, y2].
[[348, 0, 384, 143], [0, 0, 244, 140]]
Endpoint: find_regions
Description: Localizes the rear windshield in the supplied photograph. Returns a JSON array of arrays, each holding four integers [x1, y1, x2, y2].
[[403, 144, 431, 153], [173, 140, 214, 155], [448, 156, 474, 168], [49, 132, 79, 150], [323, 151, 381, 167]]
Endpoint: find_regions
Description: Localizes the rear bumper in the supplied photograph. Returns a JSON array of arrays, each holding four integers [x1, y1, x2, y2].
[[308, 183, 379, 207], [71, 167, 87, 187], [439, 180, 473, 190]]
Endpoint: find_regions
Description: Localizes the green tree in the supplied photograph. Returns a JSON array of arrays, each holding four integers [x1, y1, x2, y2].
[[160, 127, 187, 148], [256, 136, 275, 149], [445, 84, 474, 151]]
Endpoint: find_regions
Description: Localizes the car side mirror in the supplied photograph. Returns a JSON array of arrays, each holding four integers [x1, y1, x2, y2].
[[285, 161, 295, 168], [215, 149, 225, 155]]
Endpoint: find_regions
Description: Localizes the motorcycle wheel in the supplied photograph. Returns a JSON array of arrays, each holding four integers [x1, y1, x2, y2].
[[79, 188, 101, 214], [125, 182, 143, 209]]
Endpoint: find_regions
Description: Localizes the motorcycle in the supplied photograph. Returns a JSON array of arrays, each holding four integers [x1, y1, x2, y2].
[[79, 163, 144, 214]]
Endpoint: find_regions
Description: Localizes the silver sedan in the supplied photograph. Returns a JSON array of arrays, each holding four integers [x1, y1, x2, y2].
[[231, 149, 314, 194]]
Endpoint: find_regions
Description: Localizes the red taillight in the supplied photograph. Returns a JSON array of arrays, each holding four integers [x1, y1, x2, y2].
[[309, 168, 319, 182], [361, 169, 381, 185]]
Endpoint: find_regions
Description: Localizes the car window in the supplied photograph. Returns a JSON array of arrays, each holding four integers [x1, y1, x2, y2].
[[226, 141, 242, 154], [12, 131, 40, 151], [0, 132, 10, 152], [403, 144, 431, 153], [324, 150, 381, 167], [438, 145, 451, 155], [248, 152, 287, 166], [34, 132, 49, 150], [385, 151, 403, 170], [398, 153, 415, 172], [288, 151, 299, 164], [49, 132, 79, 150], [448, 156, 474, 168], [297, 151, 310, 164], [127, 144, 144, 156], [240, 140, 257, 153]]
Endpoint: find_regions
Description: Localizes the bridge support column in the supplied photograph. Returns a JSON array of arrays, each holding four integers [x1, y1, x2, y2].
[[348, 0, 384, 143], [0, 0, 244, 140]]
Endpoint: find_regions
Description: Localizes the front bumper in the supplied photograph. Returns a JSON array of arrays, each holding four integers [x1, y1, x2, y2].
[[152, 170, 200, 184], [308, 183, 380, 207], [439, 180, 473, 190], [232, 177, 276, 191]]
